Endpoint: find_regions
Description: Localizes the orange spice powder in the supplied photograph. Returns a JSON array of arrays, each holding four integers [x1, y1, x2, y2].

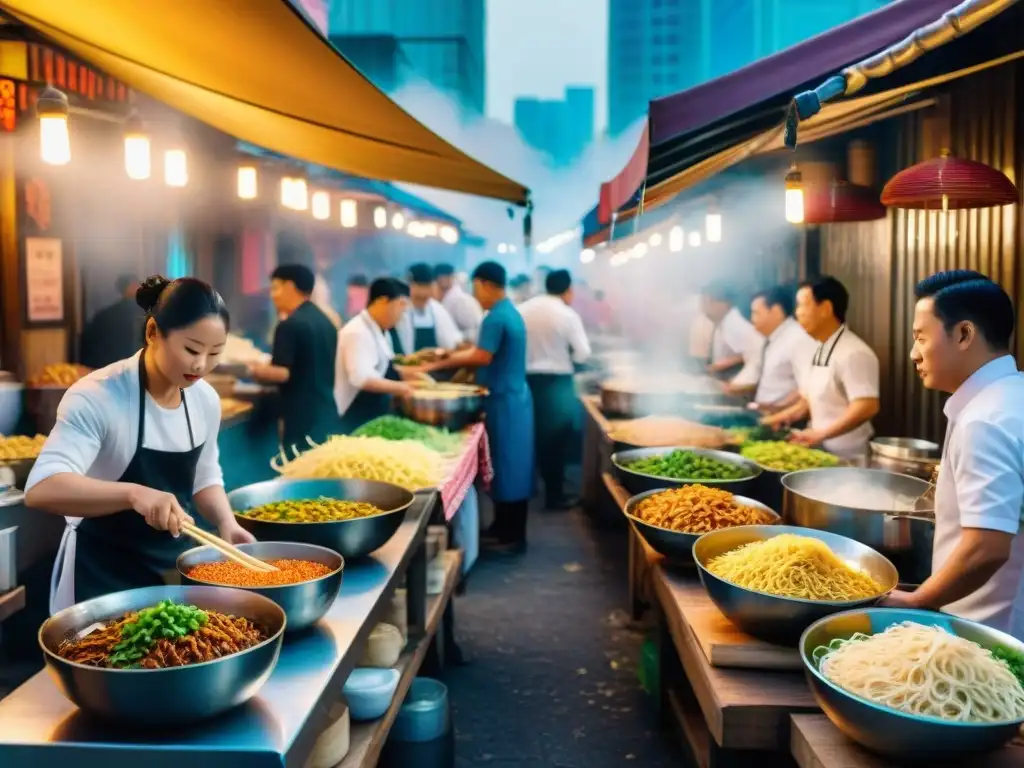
[[188, 559, 334, 587]]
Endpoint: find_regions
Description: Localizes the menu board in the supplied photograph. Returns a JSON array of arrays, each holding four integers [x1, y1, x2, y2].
[[24, 237, 63, 323]]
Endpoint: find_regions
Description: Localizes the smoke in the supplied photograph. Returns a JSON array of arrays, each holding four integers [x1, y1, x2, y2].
[[385, 72, 645, 274]]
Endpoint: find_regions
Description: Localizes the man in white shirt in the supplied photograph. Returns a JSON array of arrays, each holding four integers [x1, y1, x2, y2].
[[435, 263, 483, 343], [393, 263, 463, 355], [520, 269, 592, 509], [730, 285, 814, 408], [699, 282, 763, 386], [886, 270, 1024, 639], [765, 276, 880, 460], [335, 278, 414, 433]]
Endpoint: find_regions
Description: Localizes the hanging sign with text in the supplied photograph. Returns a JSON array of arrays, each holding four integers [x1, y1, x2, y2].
[[25, 237, 64, 323]]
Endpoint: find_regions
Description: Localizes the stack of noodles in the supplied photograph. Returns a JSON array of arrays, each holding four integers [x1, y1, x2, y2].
[[273, 435, 443, 491], [633, 484, 774, 533], [706, 534, 884, 601], [814, 622, 1024, 723], [608, 416, 727, 448]]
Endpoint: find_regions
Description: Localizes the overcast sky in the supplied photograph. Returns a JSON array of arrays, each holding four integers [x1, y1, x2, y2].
[[486, 0, 608, 133]]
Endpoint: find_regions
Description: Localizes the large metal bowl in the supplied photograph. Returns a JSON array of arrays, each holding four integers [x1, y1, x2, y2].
[[177, 541, 344, 632], [800, 607, 1024, 759], [39, 584, 285, 726], [782, 467, 935, 586], [399, 385, 487, 429], [624, 488, 780, 565], [869, 437, 940, 462], [611, 446, 762, 496], [693, 525, 898, 645], [229, 478, 414, 560]]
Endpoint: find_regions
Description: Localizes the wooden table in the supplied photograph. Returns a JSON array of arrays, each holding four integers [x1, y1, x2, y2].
[[791, 714, 1024, 768], [580, 395, 617, 523], [0, 586, 25, 624], [602, 471, 659, 620]]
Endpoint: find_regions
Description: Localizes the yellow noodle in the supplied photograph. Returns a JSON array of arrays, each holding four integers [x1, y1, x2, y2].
[[706, 533, 884, 601]]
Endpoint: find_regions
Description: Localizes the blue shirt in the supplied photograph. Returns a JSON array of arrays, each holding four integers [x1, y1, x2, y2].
[[476, 298, 528, 395]]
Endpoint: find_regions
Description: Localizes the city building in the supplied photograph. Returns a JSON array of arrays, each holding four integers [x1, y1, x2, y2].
[[514, 87, 595, 167], [328, 0, 485, 114], [607, 0, 891, 136]]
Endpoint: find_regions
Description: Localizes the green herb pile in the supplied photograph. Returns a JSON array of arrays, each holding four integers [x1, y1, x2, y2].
[[353, 415, 464, 454], [109, 600, 209, 668], [624, 449, 753, 481], [992, 645, 1024, 687]]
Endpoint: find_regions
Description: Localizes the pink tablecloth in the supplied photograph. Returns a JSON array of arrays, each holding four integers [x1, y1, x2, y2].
[[439, 423, 493, 520]]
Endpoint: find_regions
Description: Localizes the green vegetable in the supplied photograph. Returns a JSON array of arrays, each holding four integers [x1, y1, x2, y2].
[[353, 415, 464, 454], [729, 425, 790, 444], [108, 600, 208, 668], [992, 646, 1024, 687], [624, 450, 753, 481], [741, 441, 839, 472]]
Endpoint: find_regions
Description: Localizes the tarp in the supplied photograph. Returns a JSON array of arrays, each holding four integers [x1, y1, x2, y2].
[[1, 0, 529, 204], [596, 0, 959, 224]]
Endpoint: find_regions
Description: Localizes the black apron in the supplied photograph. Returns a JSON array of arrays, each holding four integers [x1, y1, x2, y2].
[[339, 319, 402, 434], [389, 328, 405, 356], [411, 305, 439, 352], [73, 352, 207, 604]]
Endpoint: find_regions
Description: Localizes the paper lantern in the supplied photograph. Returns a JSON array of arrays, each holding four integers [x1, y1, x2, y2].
[[881, 151, 1018, 210]]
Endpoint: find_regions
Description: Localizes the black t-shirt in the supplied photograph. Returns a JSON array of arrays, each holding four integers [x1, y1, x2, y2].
[[271, 301, 338, 442]]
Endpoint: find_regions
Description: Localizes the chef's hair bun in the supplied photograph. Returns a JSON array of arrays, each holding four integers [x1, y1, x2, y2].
[[136, 275, 171, 313]]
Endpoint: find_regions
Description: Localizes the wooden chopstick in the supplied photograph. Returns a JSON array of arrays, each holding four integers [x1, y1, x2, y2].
[[181, 523, 278, 572]]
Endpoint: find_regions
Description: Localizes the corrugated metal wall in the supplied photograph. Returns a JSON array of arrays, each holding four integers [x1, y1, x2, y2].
[[818, 61, 1022, 442]]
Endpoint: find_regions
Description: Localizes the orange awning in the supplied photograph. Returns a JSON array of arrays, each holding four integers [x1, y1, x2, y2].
[[0, 0, 529, 204]]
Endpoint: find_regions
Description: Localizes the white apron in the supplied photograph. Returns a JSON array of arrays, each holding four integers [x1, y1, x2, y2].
[[50, 516, 82, 615], [805, 328, 872, 461]]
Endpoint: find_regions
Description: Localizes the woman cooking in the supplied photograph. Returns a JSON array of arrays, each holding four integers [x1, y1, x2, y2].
[[25, 276, 254, 614]]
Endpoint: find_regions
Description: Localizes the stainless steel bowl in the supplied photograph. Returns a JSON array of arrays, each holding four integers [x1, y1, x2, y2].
[[611, 446, 762, 496], [177, 541, 344, 632], [39, 584, 285, 726], [229, 478, 415, 560], [624, 488, 780, 565], [693, 525, 898, 645], [399, 386, 486, 429], [800, 607, 1024, 759], [782, 468, 935, 586], [869, 437, 940, 462]]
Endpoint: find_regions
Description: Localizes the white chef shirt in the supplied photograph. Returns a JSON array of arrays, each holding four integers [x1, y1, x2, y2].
[[519, 294, 592, 375], [25, 353, 224, 495], [752, 317, 815, 406], [798, 325, 879, 458], [394, 298, 462, 353], [710, 307, 764, 386], [932, 355, 1024, 639], [441, 283, 484, 343], [335, 310, 394, 415]]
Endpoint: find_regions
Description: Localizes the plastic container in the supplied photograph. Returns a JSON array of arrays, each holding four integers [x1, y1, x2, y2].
[[343, 668, 400, 722], [381, 678, 453, 768]]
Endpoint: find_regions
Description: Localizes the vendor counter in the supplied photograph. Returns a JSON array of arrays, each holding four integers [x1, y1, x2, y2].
[[0, 491, 462, 768]]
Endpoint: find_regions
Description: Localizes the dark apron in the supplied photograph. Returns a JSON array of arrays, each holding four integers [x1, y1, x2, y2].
[[414, 325, 438, 352], [527, 373, 579, 502], [389, 328, 405, 357], [73, 352, 207, 604], [337, 362, 401, 434]]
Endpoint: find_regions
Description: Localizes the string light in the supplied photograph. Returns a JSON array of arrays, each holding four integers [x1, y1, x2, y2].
[[311, 190, 331, 220], [163, 148, 188, 188], [688, 231, 702, 247], [237, 166, 258, 199], [440, 225, 459, 244], [392, 212, 405, 230], [669, 226, 684, 252], [580, 248, 595, 264], [123, 112, 150, 180], [340, 199, 358, 228], [705, 210, 722, 243], [373, 206, 388, 229], [37, 85, 70, 166], [648, 232, 662, 247], [785, 166, 805, 224]]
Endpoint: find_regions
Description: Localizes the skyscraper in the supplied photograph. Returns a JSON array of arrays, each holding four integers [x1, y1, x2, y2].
[[328, 0, 486, 114], [607, 0, 891, 137], [514, 87, 595, 167]]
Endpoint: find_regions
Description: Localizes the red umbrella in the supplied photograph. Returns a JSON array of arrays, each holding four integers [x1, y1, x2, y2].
[[881, 150, 1019, 210], [805, 181, 887, 224]]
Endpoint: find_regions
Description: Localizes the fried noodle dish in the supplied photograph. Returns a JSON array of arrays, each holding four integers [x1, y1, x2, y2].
[[633, 484, 776, 534], [57, 600, 267, 669]]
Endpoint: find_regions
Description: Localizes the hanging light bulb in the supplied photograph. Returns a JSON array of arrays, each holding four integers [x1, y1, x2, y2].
[[373, 206, 388, 229], [37, 85, 70, 166], [163, 147, 188, 188], [648, 232, 663, 247], [785, 166, 805, 224], [580, 248, 595, 264], [705, 206, 722, 243], [688, 231, 702, 247], [392, 212, 405, 230], [123, 111, 150, 180], [311, 190, 331, 220], [340, 199, 358, 228], [669, 226, 684, 253], [497, 243, 508, 254], [237, 166, 258, 199], [440, 225, 459, 244]]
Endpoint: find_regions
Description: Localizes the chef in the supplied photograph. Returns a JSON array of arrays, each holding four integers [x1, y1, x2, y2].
[[729, 285, 814, 409], [764, 276, 880, 460], [249, 264, 339, 452], [699, 281, 763, 384], [335, 277, 415, 433], [25, 276, 254, 614], [886, 270, 1024, 639], [393, 262, 463, 354], [519, 268, 591, 510], [410, 261, 534, 554], [435, 263, 483, 343]]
